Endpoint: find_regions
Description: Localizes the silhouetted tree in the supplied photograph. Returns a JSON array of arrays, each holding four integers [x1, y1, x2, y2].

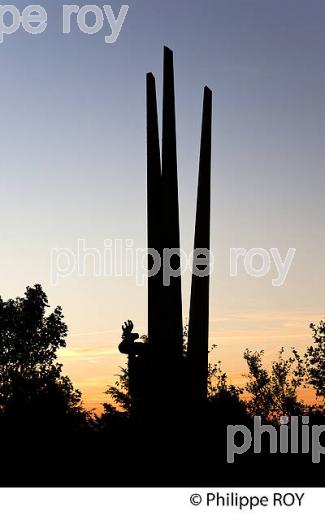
[[0, 284, 87, 433], [244, 347, 305, 420], [208, 353, 249, 428], [105, 365, 131, 414], [305, 320, 325, 406], [208, 344, 242, 399]]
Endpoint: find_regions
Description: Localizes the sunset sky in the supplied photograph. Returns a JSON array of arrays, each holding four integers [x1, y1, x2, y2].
[[0, 0, 324, 411]]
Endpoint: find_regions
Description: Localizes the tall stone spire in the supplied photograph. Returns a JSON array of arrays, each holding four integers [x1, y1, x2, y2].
[[187, 86, 213, 403], [146, 72, 162, 347], [161, 46, 183, 356]]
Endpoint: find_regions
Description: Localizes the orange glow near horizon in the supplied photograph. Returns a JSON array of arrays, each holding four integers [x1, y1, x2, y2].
[[58, 309, 323, 414]]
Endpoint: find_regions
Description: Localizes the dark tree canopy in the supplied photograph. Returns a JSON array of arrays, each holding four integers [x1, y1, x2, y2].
[[305, 321, 325, 402], [0, 284, 86, 433]]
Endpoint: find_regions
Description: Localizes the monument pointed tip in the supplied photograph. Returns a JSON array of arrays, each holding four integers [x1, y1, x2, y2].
[[164, 46, 174, 56], [204, 86, 212, 95]]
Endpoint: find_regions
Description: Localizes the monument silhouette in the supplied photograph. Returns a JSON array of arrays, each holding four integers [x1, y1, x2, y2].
[[119, 47, 212, 425]]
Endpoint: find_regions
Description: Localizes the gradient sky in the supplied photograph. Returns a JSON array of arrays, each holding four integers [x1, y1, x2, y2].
[[0, 0, 324, 411]]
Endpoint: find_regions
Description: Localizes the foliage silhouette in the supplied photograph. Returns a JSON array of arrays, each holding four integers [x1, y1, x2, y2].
[[0, 284, 88, 434], [305, 320, 325, 404], [243, 347, 305, 421], [105, 365, 131, 414]]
